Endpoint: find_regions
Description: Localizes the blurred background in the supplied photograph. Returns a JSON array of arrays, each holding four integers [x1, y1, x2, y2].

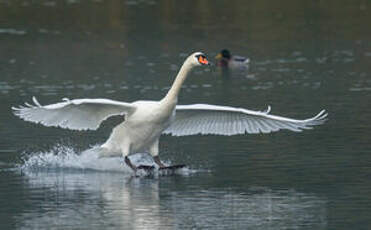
[[0, 0, 370, 229]]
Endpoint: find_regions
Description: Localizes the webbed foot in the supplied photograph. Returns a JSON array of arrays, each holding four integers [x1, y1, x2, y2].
[[159, 164, 186, 170]]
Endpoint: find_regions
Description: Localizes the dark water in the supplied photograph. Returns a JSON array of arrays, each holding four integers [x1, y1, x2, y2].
[[1, 0, 371, 229]]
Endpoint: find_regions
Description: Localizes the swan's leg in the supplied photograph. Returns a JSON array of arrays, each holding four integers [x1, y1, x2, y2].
[[121, 143, 137, 172], [149, 140, 186, 170], [149, 139, 166, 168], [154, 156, 166, 168], [124, 156, 137, 172]]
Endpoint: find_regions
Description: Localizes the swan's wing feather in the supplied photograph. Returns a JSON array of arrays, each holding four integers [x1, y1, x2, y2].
[[12, 97, 136, 130], [163, 104, 327, 136]]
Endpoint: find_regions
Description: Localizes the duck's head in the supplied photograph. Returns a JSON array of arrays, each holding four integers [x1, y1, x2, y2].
[[215, 49, 231, 61], [187, 52, 210, 66]]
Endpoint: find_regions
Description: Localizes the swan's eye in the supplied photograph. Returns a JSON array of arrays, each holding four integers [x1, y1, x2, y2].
[[196, 55, 209, 65]]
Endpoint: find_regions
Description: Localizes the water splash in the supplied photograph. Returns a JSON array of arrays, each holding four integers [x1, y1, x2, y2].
[[19, 145, 125, 172], [19, 145, 194, 176]]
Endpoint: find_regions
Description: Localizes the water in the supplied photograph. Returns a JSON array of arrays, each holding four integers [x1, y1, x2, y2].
[[1, 0, 371, 229]]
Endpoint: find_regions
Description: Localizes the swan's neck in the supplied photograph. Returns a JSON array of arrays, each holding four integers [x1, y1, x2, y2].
[[163, 60, 193, 104]]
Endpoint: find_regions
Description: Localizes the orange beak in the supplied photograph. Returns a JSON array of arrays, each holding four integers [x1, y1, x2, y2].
[[198, 56, 209, 65]]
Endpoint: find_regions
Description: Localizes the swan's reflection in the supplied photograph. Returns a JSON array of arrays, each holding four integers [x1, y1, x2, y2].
[[17, 171, 165, 229], [17, 169, 327, 230]]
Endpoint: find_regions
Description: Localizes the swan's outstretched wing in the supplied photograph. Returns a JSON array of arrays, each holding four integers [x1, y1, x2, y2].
[[163, 104, 327, 136], [12, 97, 136, 130]]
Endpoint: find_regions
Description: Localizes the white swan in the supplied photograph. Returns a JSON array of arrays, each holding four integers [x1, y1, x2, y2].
[[12, 52, 327, 172]]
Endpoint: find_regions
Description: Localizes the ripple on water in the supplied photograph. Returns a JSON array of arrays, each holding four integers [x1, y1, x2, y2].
[[0, 81, 17, 94], [349, 74, 371, 91], [0, 28, 26, 35], [14, 144, 326, 229], [15, 170, 327, 230], [166, 188, 327, 229]]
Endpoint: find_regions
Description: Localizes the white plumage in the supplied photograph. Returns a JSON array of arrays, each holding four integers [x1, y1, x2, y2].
[[164, 104, 327, 136], [13, 97, 135, 130], [12, 52, 327, 171]]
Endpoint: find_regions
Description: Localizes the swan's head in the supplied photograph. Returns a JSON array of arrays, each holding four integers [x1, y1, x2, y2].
[[187, 52, 210, 67]]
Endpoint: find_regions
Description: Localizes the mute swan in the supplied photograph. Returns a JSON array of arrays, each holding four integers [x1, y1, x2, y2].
[[12, 52, 327, 172], [215, 49, 250, 69]]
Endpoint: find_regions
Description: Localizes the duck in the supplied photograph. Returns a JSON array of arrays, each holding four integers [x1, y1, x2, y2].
[[12, 52, 327, 173], [215, 49, 250, 69]]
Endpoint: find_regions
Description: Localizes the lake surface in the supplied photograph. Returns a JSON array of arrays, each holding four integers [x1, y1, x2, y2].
[[1, 0, 371, 229]]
